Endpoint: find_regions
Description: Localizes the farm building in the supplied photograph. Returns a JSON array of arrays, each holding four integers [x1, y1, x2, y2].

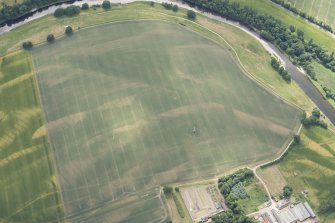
[[270, 202, 317, 223]]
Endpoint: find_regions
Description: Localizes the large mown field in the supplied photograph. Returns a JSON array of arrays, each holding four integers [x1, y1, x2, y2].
[[32, 20, 302, 218]]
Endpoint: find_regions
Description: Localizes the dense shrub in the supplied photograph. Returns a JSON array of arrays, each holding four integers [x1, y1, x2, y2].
[[172, 4, 178, 12], [81, 3, 89, 10], [54, 6, 80, 18], [53, 7, 64, 17], [102, 0, 111, 9], [282, 185, 293, 198], [22, 41, 33, 50], [64, 5, 80, 16], [46, 34, 55, 43], [65, 26, 73, 35], [187, 10, 196, 20]]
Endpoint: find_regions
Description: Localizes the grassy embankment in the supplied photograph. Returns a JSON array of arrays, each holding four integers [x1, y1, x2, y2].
[[0, 51, 62, 222]]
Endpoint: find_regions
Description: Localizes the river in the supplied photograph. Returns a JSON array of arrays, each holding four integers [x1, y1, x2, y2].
[[1, 0, 334, 124]]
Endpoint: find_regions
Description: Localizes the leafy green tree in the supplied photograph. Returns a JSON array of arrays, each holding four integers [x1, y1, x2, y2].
[[22, 41, 33, 50], [81, 3, 89, 10], [53, 7, 64, 17], [163, 186, 173, 196], [187, 10, 196, 20], [289, 25, 296, 32], [102, 0, 111, 9], [64, 5, 80, 16], [172, 4, 178, 12], [46, 34, 55, 43], [297, 29, 304, 38], [65, 26, 73, 35], [293, 134, 300, 144], [312, 107, 321, 118], [282, 185, 293, 198]]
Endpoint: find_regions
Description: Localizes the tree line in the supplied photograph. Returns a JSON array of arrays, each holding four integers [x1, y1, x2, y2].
[[0, 0, 63, 23], [181, 0, 335, 78], [270, 0, 333, 33], [270, 57, 291, 82]]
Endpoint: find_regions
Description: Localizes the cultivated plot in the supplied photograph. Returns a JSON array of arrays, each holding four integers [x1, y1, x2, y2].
[[32, 20, 302, 217], [180, 184, 225, 221]]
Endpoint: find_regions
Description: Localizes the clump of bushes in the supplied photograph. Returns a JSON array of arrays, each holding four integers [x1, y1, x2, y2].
[[162, 3, 178, 12], [187, 10, 196, 20], [102, 0, 111, 9], [270, 57, 291, 82], [46, 34, 55, 43], [22, 41, 33, 50], [54, 5, 80, 18], [282, 185, 293, 199], [302, 108, 327, 129], [81, 3, 89, 10], [65, 26, 73, 35]]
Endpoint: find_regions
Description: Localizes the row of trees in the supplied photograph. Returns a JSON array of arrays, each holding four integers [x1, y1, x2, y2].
[[22, 25, 73, 49], [270, 57, 291, 82], [322, 85, 335, 102], [54, 5, 80, 17], [214, 169, 255, 223], [0, 0, 62, 23], [161, 2, 178, 12], [270, 0, 333, 33], [53, 1, 111, 17], [181, 0, 335, 74]]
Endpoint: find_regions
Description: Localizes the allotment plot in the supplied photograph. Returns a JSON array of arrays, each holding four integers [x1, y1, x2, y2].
[[32, 20, 302, 216]]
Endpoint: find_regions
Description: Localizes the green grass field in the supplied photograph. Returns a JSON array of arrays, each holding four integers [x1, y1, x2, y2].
[[236, 178, 268, 214], [261, 127, 335, 222], [0, 51, 61, 222], [285, 0, 335, 30], [32, 20, 302, 218]]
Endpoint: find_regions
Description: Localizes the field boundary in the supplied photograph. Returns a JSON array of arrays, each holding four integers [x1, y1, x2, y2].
[[29, 52, 64, 222]]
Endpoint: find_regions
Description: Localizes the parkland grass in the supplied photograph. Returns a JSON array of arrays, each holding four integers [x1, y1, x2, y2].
[[0, 51, 61, 222], [32, 20, 302, 218], [285, 0, 335, 30], [236, 178, 268, 214]]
